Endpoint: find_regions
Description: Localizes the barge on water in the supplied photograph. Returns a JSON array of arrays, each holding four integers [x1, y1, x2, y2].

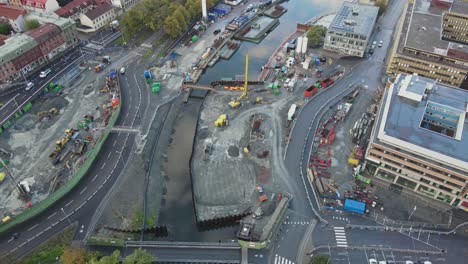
[[235, 15, 279, 44], [218, 40, 241, 60], [262, 4, 287, 18]]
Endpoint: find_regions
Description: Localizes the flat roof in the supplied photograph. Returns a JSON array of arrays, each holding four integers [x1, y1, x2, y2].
[[403, 0, 468, 56], [328, 2, 379, 37], [450, 0, 468, 14], [0, 34, 37, 61], [375, 73, 468, 171], [26, 12, 74, 30]]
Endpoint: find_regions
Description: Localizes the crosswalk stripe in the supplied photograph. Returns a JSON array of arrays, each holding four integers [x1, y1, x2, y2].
[[337, 244, 348, 247], [334, 227, 345, 229]]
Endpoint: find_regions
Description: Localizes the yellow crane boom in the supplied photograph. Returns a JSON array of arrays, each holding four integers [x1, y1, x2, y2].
[[240, 53, 248, 100]]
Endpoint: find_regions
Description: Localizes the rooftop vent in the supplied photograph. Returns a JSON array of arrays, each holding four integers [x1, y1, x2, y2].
[[344, 20, 356, 26]]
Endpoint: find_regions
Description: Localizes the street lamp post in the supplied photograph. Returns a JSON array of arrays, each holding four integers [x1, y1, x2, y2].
[[408, 205, 417, 221], [61, 207, 72, 225]]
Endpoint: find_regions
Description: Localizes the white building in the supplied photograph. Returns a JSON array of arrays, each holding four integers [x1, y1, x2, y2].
[[323, 2, 379, 57], [78, 3, 116, 33]]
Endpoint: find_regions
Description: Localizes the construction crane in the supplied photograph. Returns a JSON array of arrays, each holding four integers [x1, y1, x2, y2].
[[239, 53, 249, 100], [228, 54, 249, 108]]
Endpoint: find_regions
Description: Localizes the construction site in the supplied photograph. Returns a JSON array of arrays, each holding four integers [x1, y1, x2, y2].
[[0, 65, 120, 220]]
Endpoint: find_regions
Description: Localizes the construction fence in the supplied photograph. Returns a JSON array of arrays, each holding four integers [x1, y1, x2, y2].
[[0, 100, 121, 234]]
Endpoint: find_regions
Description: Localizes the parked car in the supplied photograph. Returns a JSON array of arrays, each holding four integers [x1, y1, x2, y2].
[[369, 259, 378, 264], [213, 29, 221, 35], [378, 40, 383, 47], [120, 67, 126, 75]]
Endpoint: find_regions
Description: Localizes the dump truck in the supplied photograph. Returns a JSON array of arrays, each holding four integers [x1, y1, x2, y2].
[[255, 185, 268, 202], [304, 85, 318, 97]]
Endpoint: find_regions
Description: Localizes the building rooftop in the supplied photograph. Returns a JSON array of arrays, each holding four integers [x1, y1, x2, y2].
[[0, 4, 27, 20], [0, 33, 37, 62], [0, 34, 9, 46], [83, 2, 113, 20], [450, 0, 468, 14], [26, 22, 61, 43], [375, 73, 468, 171], [328, 2, 379, 37], [55, 0, 93, 17], [26, 12, 74, 30], [22, 0, 49, 9], [402, 0, 468, 57]]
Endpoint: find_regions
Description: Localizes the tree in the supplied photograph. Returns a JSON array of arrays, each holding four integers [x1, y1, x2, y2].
[[307, 25, 327, 48], [123, 248, 155, 264], [310, 254, 330, 264], [375, 0, 387, 16], [89, 250, 120, 264], [25, 19, 40, 30], [60, 247, 87, 264], [0, 23, 12, 35]]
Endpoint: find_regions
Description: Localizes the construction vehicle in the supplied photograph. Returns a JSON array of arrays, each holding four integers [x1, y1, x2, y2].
[[94, 56, 111, 73], [49, 129, 77, 159], [227, 54, 250, 108], [255, 185, 268, 202], [228, 100, 241, 109], [214, 114, 228, 127], [37, 108, 59, 120]]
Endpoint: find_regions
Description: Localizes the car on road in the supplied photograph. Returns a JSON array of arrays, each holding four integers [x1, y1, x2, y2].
[[213, 29, 221, 35], [120, 67, 126, 75], [378, 40, 383, 47], [25, 82, 34, 91], [39, 69, 51, 78], [405, 261, 414, 264], [369, 259, 378, 264]]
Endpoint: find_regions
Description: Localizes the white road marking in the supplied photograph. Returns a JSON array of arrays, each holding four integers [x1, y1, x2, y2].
[[113, 140, 117, 147], [92, 174, 98, 182], [64, 200, 73, 207], [80, 187, 87, 195], [107, 152, 112, 159], [274, 254, 295, 264], [7, 237, 14, 243], [27, 224, 38, 231], [101, 163, 106, 169], [47, 212, 57, 219]]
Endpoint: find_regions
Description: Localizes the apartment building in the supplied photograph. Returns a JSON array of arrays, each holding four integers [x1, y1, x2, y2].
[[0, 4, 26, 32], [0, 14, 77, 82], [26, 22, 65, 60], [110, 0, 138, 9], [55, 0, 95, 21], [365, 73, 468, 210], [388, 0, 468, 89], [21, 0, 59, 13], [323, 2, 379, 58], [441, 0, 468, 44], [78, 2, 115, 33]]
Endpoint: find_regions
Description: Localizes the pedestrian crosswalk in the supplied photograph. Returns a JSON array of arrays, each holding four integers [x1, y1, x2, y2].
[[283, 221, 310, 225], [274, 254, 295, 264], [334, 226, 348, 248], [332, 216, 349, 221]]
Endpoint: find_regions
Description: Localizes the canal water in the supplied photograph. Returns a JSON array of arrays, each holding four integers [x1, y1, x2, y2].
[[198, 0, 342, 84], [160, 0, 342, 242]]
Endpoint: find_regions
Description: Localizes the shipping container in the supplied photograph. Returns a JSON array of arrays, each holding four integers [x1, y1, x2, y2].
[[343, 199, 366, 214], [304, 86, 318, 97]]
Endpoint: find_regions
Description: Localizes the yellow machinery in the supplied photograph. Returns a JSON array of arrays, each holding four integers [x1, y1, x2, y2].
[[214, 114, 228, 127], [228, 54, 249, 108], [37, 108, 59, 119]]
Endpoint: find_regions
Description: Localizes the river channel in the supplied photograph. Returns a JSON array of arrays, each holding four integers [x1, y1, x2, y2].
[[159, 0, 342, 242]]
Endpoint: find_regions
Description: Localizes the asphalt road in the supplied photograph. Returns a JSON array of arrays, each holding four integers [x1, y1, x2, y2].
[[0, 45, 149, 257], [0, 48, 88, 126]]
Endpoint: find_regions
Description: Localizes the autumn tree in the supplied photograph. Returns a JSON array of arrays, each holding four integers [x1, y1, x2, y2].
[[123, 248, 155, 264], [60, 247, 87, 264], [307, 25, 327, 48], [88, 250, 120, 264], [375, 0, 387, 16], [25, 19, 40, 30]]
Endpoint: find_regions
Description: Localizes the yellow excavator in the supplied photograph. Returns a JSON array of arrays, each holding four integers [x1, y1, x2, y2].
[[214, 114, 228, 127], [228, 54, 249, 108]]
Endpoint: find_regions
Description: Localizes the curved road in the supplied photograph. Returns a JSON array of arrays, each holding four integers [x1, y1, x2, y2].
[[0, 49, 150, 257]]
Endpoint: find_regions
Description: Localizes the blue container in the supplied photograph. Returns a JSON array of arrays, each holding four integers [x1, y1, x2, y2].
[[343, 199, 366, 215]]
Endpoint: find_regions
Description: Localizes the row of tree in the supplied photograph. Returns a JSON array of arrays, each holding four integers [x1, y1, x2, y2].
[[60, 248, 155, 264], [120, 0, 218, 39]]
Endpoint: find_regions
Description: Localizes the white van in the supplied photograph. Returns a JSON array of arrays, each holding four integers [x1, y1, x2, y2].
[[39, 69, 51, 78], [25, 82, 34, 91], [120, 67, 126, 75]]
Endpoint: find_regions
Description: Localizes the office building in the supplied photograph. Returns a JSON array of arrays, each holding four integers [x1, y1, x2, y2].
[[388, 0, 468, 89], [323, 2, 379, 58], [441, 0, 468, 45], [365, 73, 468, 210]]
